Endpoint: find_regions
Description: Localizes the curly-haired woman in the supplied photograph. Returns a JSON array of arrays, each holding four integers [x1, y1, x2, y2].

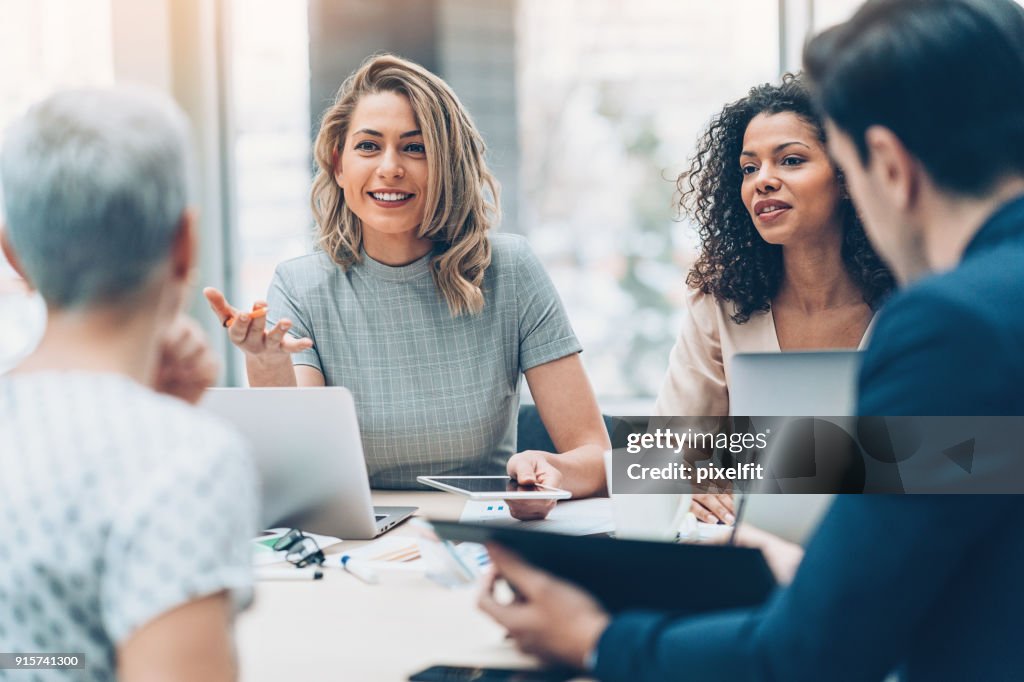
[[203, 55, 609, 516], [658, 75, 894, 522]]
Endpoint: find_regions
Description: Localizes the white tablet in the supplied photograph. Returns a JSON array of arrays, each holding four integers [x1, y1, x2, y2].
[[416, 475, 572, 500]]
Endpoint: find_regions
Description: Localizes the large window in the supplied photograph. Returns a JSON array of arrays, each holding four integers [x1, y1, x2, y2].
[[229, 0, 312, 312], [516, 0, 779, 402]]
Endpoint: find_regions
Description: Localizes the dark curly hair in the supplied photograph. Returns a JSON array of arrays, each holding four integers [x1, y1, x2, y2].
[[678, 73, 894, 324]]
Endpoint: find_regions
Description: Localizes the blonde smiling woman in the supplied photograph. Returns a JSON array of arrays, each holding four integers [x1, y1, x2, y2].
[[204, 55, 609, 517]]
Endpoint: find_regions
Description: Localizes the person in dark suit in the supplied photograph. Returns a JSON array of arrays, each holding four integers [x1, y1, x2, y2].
[[477, 1, 1024, 680]]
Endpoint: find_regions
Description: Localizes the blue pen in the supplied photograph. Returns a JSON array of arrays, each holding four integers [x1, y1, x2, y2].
[[340, 554, 379, 584]]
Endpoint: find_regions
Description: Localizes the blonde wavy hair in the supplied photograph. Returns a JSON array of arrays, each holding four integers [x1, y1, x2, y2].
[[311, 54, 500, 316]]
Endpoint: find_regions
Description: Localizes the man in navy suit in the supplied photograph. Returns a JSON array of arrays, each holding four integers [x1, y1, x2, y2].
[[477, 1, 1024, 679]]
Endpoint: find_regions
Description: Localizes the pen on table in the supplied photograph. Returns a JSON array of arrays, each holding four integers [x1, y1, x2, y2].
[[728, 494, 749, 546], [255, 567, 324, 581], [341, 555, 380, 584]]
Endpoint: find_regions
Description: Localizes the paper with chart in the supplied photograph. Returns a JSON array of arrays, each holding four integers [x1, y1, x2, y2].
[[460, 497, 614, 535]]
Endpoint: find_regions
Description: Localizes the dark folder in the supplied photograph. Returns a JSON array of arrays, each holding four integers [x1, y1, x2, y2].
[[430, 520, 777, 615]]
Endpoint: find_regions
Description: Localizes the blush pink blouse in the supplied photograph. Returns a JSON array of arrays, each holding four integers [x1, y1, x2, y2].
[[655, 286, 873, 416]]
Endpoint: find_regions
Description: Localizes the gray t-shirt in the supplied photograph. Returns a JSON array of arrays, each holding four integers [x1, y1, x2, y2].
[[0, 373, 258, 681], [267, 233, 581, 488]]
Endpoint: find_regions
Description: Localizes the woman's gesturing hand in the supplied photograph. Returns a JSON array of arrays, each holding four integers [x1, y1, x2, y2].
[[203, 287, 313, 358]]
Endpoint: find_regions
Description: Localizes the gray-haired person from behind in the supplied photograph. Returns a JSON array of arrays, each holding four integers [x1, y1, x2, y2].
[[0, 87, 258, 681], [2, 88, 191, 309]]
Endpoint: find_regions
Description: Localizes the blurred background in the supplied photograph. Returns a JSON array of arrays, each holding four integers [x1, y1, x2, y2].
[[0, 0, 910, 409]]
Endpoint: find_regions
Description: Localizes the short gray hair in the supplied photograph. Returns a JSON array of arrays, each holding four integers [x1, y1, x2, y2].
[[1, 87, 192, 308]]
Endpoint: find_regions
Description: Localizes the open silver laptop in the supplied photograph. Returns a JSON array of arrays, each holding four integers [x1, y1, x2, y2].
[[729, 350, 863, 417], [200, 387, 416, 540], [729, 351, 862, 544]]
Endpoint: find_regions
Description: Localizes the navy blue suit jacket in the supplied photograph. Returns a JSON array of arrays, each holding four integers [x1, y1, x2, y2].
[[595, 196, 1024, 682]]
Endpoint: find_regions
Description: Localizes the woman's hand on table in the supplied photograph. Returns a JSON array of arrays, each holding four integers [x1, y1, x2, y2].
[[505, 450, 563, 521], [203, 286, 313, 358], [691, 492, 736, 525]]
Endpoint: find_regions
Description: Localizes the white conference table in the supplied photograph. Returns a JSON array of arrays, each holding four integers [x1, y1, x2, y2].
[[236, 491, 583, 681]]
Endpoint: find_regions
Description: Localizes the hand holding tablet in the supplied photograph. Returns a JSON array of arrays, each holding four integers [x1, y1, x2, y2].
[[416, 475, 572, 500]]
